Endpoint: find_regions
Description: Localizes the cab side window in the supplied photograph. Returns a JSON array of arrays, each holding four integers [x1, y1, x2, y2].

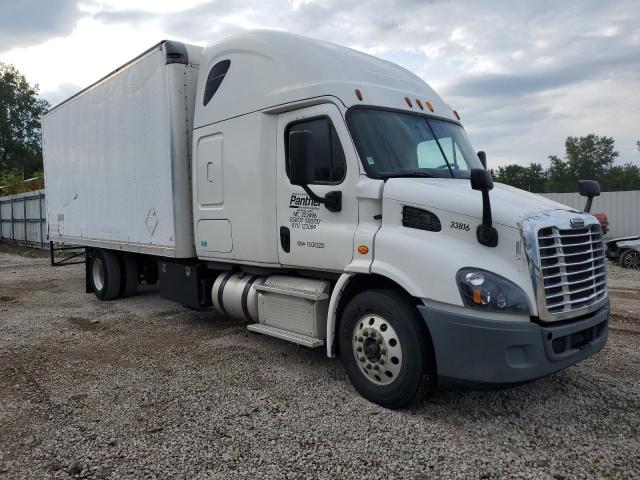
[[203, 60, 231, 106], [286, 117, 346, 184]]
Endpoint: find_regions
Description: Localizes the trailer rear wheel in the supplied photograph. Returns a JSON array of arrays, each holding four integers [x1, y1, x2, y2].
[[338, 289, 433, 409], [90, 250, 122, 300]]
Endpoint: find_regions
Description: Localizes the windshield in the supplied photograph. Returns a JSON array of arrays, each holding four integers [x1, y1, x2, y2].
[[347, 108, 482, 179]]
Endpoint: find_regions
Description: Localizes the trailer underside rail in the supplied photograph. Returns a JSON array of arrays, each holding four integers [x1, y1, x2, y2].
[[49, 241, 87, 267]]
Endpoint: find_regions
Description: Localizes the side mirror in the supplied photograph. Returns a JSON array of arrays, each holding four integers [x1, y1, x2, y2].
[[470, 168, 498, 247], [470, 168, 493, 192], [477, 151, 487, 169], [288, 130, 313, 186], [577, 180, 601, 213]]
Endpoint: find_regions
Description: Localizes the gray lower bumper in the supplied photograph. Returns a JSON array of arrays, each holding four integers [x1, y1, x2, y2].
[[418, 304, 609, 386]]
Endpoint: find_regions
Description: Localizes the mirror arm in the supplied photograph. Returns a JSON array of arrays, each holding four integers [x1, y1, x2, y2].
[[301, 184, 325, 204], [477, 190, 498, 247], [300, 185, 342, 212], [584, 197, 593, 213]]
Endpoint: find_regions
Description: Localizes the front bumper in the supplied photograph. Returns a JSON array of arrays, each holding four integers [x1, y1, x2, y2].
[[418, 304, 609, 386]]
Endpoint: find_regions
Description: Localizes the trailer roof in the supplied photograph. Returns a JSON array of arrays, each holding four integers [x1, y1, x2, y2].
[[44, 40, 199, 116]]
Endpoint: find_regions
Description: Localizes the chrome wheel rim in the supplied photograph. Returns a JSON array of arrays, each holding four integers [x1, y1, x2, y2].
[[623, 251, 640, 269], [92, 258, 105, 291], [352, 314, 402, 385]]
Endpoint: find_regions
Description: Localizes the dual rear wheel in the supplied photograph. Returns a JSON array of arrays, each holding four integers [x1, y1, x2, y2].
[[89, 249, 140, 300]]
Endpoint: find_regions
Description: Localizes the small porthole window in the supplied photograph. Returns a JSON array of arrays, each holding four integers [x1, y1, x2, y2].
[[203, 59, 231, 106]]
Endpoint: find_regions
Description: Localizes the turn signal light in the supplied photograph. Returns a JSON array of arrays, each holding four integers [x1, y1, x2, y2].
[[472, 289, 482, 304], [416, 99, 424, 110], [425, 101, 434, 112], [404, 97, 413, 108], [358, 245, 369, 255], [355, 88, 363, 101]]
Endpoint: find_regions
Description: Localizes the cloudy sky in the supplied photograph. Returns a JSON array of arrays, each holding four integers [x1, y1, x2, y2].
[[1, 0, 639, 168]]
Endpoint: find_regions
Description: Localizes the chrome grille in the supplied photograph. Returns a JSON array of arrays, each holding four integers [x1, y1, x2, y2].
[[537, 223, 607, 317]]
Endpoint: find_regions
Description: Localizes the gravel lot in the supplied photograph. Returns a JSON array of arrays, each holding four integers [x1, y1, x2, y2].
[[1, 243, 639, 479]]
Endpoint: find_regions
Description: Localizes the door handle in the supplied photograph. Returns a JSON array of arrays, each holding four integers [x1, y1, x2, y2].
[[280, 226, 290, 253]]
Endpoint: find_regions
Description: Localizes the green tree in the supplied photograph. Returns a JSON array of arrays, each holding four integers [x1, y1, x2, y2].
[[496, 134, 638, 192], [0, 169, 29, 194], [564, 134, 618, 179], [494, 163, 546, 192], [545, 154, 570, 192], [0, 63, 49, 176], [604, 163, 640, 191], [546, 135, 618, 192]]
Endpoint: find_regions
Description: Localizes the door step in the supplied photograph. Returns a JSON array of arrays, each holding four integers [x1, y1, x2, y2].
[[247, 324, 324, 348]]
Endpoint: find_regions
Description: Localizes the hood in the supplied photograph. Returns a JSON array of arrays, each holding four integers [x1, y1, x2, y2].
[[383, 178, 573, 228]]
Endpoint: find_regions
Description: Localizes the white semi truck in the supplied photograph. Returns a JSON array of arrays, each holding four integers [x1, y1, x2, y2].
[[43, 31, 609, 408]]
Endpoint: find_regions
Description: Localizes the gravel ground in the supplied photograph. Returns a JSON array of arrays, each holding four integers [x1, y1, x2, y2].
[[1, 243, 639, 479]]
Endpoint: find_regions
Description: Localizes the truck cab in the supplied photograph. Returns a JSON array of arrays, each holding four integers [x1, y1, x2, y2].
[[189, 31, 608, 406]]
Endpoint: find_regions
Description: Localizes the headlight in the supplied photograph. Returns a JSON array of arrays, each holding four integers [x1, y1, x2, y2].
[[456, 268, 531, 314]]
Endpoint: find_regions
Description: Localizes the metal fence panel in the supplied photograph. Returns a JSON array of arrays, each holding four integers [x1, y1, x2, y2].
[[0, 190, 47, 249], [541, 190, 640, 238]]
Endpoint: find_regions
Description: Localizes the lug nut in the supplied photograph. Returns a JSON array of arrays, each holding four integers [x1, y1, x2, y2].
[[358, 337, 363, 342], [356, 346, 362, 352], [379, 359, 385, 365], [365, 364, 372, 370], [362, 331, 369, 337], [373, 365, 379, 371], [380, 348, 386, 355], [358, 356, 365, 362]]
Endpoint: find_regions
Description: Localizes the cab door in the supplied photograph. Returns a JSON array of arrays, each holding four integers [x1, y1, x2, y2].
[[276, 103, 359, 271]]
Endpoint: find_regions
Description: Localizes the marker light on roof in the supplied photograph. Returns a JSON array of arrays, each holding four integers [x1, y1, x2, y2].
[[453, 110, 461, 120], [416, 99, 424, 110], [355, 89, 363, 101], [404, 97, 413, 107], [425, 101, 434, 112]]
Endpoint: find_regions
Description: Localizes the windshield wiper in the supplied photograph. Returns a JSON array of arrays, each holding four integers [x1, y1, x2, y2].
[[379, 170, 435, 179]]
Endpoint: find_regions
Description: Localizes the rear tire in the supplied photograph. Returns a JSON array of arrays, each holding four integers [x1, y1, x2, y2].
[[338, 289, 434, 409], [90, 250, 122, 301], [620, 250, 640, 269]]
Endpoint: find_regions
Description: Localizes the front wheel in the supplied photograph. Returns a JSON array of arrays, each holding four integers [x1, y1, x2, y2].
[[338, 289, 434, 409]]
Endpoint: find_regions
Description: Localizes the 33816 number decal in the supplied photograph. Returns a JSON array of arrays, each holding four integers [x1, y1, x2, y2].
[[450, 221, 471, 231]]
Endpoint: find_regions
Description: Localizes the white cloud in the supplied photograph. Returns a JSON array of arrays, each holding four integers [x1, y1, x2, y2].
[[1, 17, 164, 92]]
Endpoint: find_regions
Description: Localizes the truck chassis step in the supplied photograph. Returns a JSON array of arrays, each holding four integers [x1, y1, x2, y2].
[[247, 324, 324, 348]]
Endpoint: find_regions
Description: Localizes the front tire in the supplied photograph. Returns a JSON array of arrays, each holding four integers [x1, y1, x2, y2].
[[338, 289, 434, 409], [90, 249, 122, 300]]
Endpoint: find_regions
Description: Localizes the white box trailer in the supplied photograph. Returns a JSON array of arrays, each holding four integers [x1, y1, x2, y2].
[[43, 41, 202, 258], [43, 32, 610, 408]]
